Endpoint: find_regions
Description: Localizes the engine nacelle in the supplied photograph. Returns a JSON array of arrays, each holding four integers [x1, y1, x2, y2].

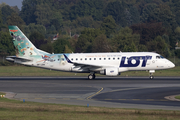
[[100, 68, 119, 76]]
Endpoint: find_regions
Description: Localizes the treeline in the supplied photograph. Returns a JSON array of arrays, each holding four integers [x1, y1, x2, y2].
[[1, 0, 180, 59]]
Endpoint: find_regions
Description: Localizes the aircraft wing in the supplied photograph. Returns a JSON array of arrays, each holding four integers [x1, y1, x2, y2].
[[73, 62, 104, 69], [63, 54, 112, 70]]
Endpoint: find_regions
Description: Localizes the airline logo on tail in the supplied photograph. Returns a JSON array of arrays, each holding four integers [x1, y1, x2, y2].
[[10, 30, 18, 32]]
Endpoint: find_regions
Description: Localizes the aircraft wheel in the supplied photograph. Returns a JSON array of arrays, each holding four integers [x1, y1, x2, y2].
[[88, 74, 93, 80], [149, 76, 154, 79], [88, 74, 95, 80]]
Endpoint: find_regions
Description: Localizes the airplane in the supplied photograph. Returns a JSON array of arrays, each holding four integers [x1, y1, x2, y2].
[[6, 26, 175, 79]]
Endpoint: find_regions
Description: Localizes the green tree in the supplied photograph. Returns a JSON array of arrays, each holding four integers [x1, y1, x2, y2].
[[1, 5, 15, 24], [70, 0, 104, 20], [6, 13, 25, 29], [146, 36, 167, 55], [53, 38, 71, 53], [75, 28, 104, 53], [11, 6, 20, 14], [146, 4, 177, 31], [50, 12, 63, 31], [40, 42, 53, 53], [29, 31, 45, 49], [170, 0, 180, 26], [111, 27, 140, 52], [129, 6, 140, 25], [47, 25, 56, 34], [80, 28, 104, 43], [138, 44, 148, 52], [60, 4, 72, 21], [20, 0, 37, 24], [141, 3, 157, 22], [75, 34, 91, 53], [34, 3, 52, 26], [68, 37, 78, 52], [0, 2, 7, 9], [23, 23, 46, 37], [104, 1, 126, 26], [130, 22, 166, 45], [0, 31, 15, 56], [72, 16, 95, 28], [123, 42, 137, 52], [92, 34, 111, 52], [175, 49, 180, 59], [101, 15, 116, 38], [0, 10, 3, 30], [64, 45, 72, 53], [171, 26, 180, 49]]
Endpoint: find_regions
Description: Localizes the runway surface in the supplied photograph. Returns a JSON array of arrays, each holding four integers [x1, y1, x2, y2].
[[1, 77, 180, 110]]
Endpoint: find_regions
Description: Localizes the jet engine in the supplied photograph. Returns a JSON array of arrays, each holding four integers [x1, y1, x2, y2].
[[100, 68, 119, 76]]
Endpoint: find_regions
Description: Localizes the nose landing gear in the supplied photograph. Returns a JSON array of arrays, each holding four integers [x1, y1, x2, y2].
[[149, 70, 155, 79], [149, 73, 154, 79]]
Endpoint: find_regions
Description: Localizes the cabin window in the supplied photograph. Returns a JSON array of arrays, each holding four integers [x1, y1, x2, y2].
[[89, 58, 91, 60], [108, 58, 110, 60], [80, 58, 82, 60], [99, 58, 101, 60], [85, 58, 87, 60], [117, 58, 120, 60], [104, 58, 106, 60], [113, 58, 115, 60], [71, 58, 73, 61], [76, 58, 78, 61], [94, 58, 96, 60]]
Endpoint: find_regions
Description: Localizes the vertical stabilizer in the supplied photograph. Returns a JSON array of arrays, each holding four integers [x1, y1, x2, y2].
[[8, 26, 49, 57]]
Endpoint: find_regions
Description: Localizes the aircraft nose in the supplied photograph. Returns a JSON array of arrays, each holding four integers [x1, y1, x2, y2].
[[168, 61, 175, 68]]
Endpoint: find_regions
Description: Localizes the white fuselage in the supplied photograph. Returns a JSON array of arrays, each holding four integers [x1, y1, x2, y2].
[[21, 52, 175, 75]]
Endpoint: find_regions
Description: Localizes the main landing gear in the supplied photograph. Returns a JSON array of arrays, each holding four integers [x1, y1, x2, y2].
[[88, 73, 96, 80]]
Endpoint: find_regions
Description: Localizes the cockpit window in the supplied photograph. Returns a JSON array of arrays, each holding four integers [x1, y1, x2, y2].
[[156, 56, 164, 59], [160, 56, 164, 58], [156, 56, 160, 59]]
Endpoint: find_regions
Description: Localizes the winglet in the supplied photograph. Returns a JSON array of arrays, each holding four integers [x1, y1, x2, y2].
[[63, 54, 73, 63]]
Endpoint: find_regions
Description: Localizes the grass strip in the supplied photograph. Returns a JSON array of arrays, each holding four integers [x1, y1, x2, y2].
[[0, 66, 180, 77], [0, 97, 180, 120], [175, 96, 180, 100]]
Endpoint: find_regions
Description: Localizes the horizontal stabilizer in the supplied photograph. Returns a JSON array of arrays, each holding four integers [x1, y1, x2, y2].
[[6, 56, 32, 62]]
